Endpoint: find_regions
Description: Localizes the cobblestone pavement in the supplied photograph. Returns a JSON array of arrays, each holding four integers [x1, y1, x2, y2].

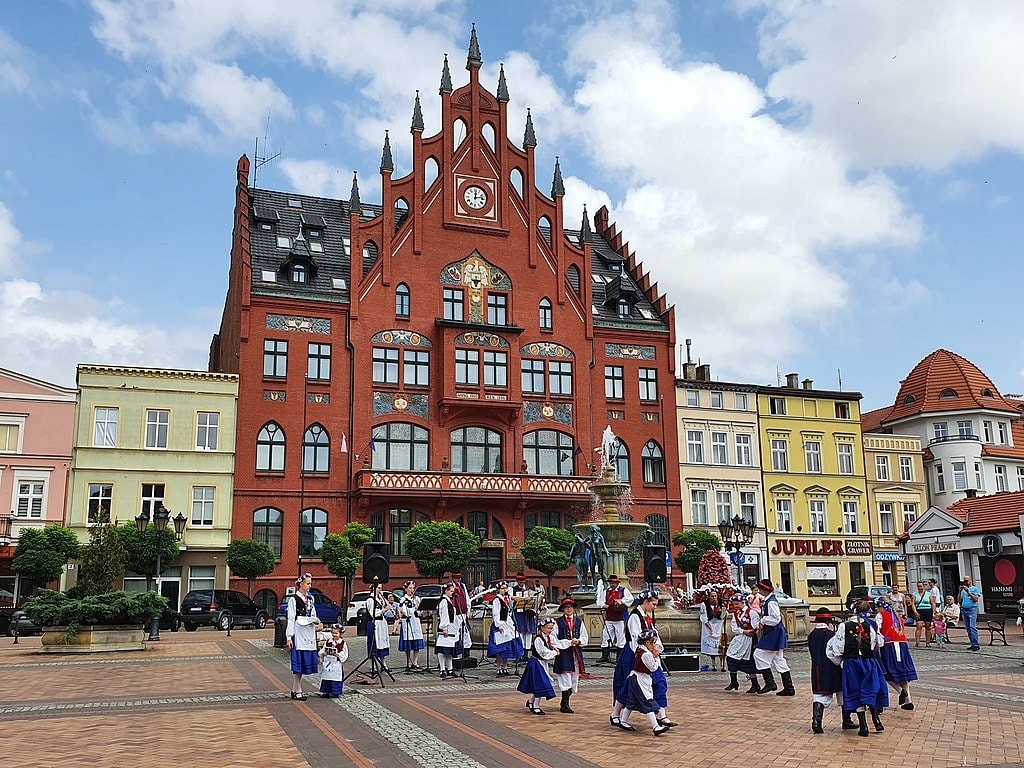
[[2, 626, 1022, 768]]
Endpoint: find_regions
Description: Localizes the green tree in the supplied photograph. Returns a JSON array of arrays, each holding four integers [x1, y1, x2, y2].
[[226, 539, 277, 596], [521, 526, 574, 596], [405, 521, 479, 581], [12, 525, 81, 593], [672, 529, 722, 578], [319, 522, 376, 604], [117, 523, 180, 588], [76, 520, 128, 595]]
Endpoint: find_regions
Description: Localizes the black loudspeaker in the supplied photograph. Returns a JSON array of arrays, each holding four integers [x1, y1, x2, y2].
[[644, 545, 667, 583], [362, 542, 390, 584], [453, 656, 478, 670], [661, 653, 700, 672]]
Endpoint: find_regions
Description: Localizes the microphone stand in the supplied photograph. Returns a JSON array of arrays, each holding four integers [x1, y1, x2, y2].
[[344, 583, 396, 689]]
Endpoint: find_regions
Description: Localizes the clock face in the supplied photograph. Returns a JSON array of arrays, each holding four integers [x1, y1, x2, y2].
[[463, 186, 488, 210]]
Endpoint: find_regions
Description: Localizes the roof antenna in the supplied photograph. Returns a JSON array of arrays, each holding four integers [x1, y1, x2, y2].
[[253, 111, 281, 188]]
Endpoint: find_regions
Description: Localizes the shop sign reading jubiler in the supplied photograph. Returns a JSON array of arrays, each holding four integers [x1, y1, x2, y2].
[[770, 539, 872, 557]]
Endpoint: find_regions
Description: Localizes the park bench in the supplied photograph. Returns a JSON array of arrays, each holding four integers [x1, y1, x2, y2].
[[981, 613, 1007, 646]]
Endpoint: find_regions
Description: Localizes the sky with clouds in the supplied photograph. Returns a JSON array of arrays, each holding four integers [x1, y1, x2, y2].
[[1, 0, 1022, 409]]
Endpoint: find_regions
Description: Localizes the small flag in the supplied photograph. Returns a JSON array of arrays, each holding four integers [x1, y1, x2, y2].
[[340, 433, 348, 453], [572, 446, 583, 459], [369, 438, 377, 452]]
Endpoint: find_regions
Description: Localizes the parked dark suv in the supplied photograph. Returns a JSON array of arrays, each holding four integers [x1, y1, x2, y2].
[[275, 588, 343, 626], [180, 589, 269, 632]]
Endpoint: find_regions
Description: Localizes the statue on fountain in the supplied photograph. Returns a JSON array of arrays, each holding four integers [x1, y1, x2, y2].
[[569, 532, 592, 588], [587, 524, 610, 583]]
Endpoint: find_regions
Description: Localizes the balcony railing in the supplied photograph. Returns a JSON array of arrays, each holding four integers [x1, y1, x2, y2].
[[355, 470, 595, 498], [928, 433, 982, 447]]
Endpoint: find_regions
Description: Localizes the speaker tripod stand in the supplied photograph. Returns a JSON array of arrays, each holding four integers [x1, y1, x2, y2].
[[345, 584, 396, 689]]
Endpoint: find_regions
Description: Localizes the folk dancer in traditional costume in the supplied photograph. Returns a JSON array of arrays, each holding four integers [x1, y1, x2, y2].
[[552, 597, 588, 713], [318, 624, 349, 698], [827, 601, 889, 736], [752, 578, 795, 695], [511, 572, 538, 660], [699, 590, 725, 671], [488, 581, 523, 676], [435, 581, 463, 679], [807, 608, 853, 733], [398, 580, 425, 672], [875, 596, 918, 711], [725, 593, 761, 693], [619, 629, 671, 736], [597, 574, 633, 664], [610, 590, 675, 728], [286, 572, 323, 700], [451, 571, 473, 659], [362, 584, 392, 681], [517, 616, 558, 714]]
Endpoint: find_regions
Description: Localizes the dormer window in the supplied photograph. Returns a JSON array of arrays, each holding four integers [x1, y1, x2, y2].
[[617, 299, 631, 317], [981, 388, 994, 397], [903, 395, 917, 406], [939, 388, 957, 399], [291, 264, 307, 284]]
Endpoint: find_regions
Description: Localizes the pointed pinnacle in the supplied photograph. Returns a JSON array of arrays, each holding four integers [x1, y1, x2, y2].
[[349, 172, 361, 211], [439, 53, 453, 94], [380, 131, 394, 174], [496, 63, 509, 102], [466, 23, 482, 69], [411, 90, 424, 133], [580, 205, 592, 244], [523, 108, 537, 149], [551, 156, 565, 198]]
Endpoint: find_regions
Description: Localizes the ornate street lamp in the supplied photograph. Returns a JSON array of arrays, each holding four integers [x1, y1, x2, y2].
[[718, 515, 755, 585], [135, 504, 186, 641]]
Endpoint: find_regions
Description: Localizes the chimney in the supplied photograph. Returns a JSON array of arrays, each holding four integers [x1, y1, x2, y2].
[[682, 363, 698, 381], [802, 378, 813, 390], [965, 489, 978, 499], [786, 373, 799, 389], [697, 364, 711, 382]]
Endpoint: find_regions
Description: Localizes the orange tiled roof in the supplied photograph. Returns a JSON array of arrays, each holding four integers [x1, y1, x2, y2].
[[861, 405, 894, 434], [951, 491, 1024, 534], [883, 349, 1017, 423]]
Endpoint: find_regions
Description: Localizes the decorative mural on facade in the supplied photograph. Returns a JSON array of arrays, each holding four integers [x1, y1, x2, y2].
[[263, 390, 286, 401], [307, 393, 329, 404], [266, 314, 331, 334], [373, 391, 429, 419], [524, 400, 573, 426], [370, 329, 432, 347], [605, 343, 656, 360], [456, 332, 509, 348], [440, 253, 511, 325], [520, 342, 574, 358]]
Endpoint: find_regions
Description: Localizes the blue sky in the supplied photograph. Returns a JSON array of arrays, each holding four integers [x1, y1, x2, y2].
[[1, 0, 1022, 411]]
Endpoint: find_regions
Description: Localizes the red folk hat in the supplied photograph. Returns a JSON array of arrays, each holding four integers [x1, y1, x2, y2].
[[560, 597, 577, 610]]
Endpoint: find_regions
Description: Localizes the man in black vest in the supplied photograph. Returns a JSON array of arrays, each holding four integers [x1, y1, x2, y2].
[[553, 597, 589, 713]]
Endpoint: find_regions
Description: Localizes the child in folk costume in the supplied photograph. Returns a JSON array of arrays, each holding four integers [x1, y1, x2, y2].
[[826, 601, 889, 737], [752, 578, 795, 696], [552, 597, 589, 713], [511, 572, 538, 660], [874, 597, 918, 711], [488, 581, 523, 676], [610, 590, 676, 729], [517, 617, 558, 714], [619, 630, 671, 736], [806, 608, 854, 733], [597, 574, 634, 664], [318, 624, 350, 698], [435, 581, 463, 679], [398, 580, 425, 672], [699, 590, 725, 671], [725, 593, 762, 693]]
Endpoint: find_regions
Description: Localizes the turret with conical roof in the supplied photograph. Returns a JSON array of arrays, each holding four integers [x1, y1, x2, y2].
[[466, 23, 481, 69], [380, 131, 394, 174], [496, 64, 509, 102], [410, 90, 424, 133], [551, 157, 565, 198], [439, 53, 452, 94], [523, 109, 537, 149], [580, 205, 592, 245], [348, 171, 361, 211]]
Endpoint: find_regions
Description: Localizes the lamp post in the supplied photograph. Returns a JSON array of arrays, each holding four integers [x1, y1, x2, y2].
[[135, 504, 186, 641], [718, 515, 755, 587], [0, 512, 13, 645]]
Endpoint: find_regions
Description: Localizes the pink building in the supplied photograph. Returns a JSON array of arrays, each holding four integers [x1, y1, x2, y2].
[[0, 368, 76, 607]]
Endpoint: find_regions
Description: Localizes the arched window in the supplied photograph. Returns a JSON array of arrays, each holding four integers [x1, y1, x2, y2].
[[291, 264, 307, 284], [567, 265, 580, 294], [464, 511, 506, 541], [939, 388, 957, 399], [363, 240, 379, 276], [424, 157, 439, 190], [523, 429, 574, 476], [454, 118, 468, 150], [252, 588, 279, 614], [903, 394, 917, 406], [372, 422, 429, 471], [612, 437, 630, 482], [451, 426, 503, 474], [642, 440, 665, 484], [256, 422, 285, 472], [539, 297, 552, 331], [981, 388, 994, 397], [645, 513, 670, 548], [302, 424, 330, 473], [394, 197, 409, 231], [482, 123, 496, 151], [299, 507, 328, 556], [538, 216, 552, 246], [510, 168, 524, 199], [370, 508, 428, 557], [395, 283, 410, 317], [253, 507, 283, 557], [524, 511, 577, 540]]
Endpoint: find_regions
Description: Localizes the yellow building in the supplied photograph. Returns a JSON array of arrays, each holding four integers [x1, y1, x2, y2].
[[758, 374, 869, 610], [861, 434, 926, 590], [67, 366, 238, 609]]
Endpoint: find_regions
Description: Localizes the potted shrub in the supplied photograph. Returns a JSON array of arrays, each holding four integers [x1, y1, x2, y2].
[[23, 589, 166, 653]]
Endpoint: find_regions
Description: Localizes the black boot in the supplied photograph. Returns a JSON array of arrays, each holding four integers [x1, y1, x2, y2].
[[857, 710, 869, 737], [560, 690, 574, 714], [870, 707, 884, 732], [598, 647, 611, 663], [841, 710, 858, 730], [776, 670, 796, 696], [724, 673, 740, 692], [744, 676, 762, 694], [811, 702, 824, 734], [756, 669, 777, 694]]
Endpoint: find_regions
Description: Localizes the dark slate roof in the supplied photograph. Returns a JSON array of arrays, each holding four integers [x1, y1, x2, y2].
[[248, 187, 671, 334]]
